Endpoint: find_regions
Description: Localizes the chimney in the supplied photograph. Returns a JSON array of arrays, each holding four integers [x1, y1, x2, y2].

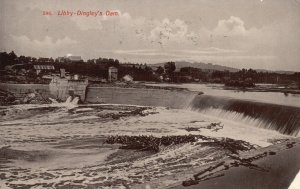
[[60, 68, 65, 78]]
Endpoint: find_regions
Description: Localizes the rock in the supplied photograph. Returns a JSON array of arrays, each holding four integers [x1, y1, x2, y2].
[[0, 89, 17, 106], [182, 179, 199, 186], [23, 93, 36, 103], [286, 143, 294, 149], [12, 100, 21, 105], [268, 151, 276, 155]]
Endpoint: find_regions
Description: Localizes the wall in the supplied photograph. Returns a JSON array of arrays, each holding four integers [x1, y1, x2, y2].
[[1, 84, 197, 109], [1, 79, 88, 102], [86, 87, 198, 109], [49, 78, 88, 101], [0, 83, 50, 99]]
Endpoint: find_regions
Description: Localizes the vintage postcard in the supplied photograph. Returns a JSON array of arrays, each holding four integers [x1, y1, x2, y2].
[[0, 0, 299, 188]]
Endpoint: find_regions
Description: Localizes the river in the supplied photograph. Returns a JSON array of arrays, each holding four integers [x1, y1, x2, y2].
[[146, 83, 300, 107]]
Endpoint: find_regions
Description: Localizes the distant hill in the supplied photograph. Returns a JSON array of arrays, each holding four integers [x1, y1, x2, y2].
[[151, 61, 240, 72]]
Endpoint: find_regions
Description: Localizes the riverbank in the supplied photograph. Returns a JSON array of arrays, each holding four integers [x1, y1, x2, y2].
[[168, 138, 300, 189]]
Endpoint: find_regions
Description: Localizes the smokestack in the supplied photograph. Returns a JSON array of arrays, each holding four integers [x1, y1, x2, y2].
[[60, 68, 65, 78]]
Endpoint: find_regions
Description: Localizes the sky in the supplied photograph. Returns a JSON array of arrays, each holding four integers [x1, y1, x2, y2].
[[0, 0, 300, 71]]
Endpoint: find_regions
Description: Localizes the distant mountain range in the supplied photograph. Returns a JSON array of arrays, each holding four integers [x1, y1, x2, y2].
[[151, 61, 239, 72], [151, 61, 296, 74]]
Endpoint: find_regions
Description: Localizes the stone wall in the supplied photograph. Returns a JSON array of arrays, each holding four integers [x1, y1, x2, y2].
[[86, 87, 197, 109], [0, 84, 197, 108], [0, 79, 88, 102], [0, 83, 50, 99], [49, 78, 88, 101]]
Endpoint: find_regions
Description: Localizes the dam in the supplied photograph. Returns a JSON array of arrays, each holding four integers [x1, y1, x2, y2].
[[86, 86, 300, 137], [1, 83, 299, 189], [1, 82, 299, 136]]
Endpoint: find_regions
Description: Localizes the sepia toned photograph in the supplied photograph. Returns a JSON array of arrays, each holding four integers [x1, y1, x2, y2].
[[0, 0, 299, 188]]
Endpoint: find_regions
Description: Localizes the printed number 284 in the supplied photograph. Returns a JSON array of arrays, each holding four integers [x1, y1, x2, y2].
[[43, 11, 52, 16]]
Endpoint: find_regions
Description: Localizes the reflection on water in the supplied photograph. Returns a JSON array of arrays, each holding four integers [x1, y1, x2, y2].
[[146, 83, 300, 107]]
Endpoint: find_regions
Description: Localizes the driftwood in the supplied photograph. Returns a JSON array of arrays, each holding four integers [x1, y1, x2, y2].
[[194, 161, 225, 179], [106, 135, 200, 152], [199, 138, 256, 154], [106, 135, 256, 154], [183, 162, 225, 187], [95, 107, 154, 120]]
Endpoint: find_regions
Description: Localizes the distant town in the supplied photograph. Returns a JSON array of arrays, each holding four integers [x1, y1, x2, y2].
[[0, 51, 300, 89]]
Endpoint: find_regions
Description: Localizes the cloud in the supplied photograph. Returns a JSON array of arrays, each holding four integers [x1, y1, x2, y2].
[[185, 47, 241, 54], [11, 35, 77, 48], [213, 16, 247, 36], [8, 35, 77, 57], [71, 17, 103, 31], [113, 47, 241, 56], [2, 1, 299, 71], [149, 19, 188, 41]]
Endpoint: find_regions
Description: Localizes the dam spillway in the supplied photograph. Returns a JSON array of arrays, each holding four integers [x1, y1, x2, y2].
[[1, 82, 299, 137], [189, 95, 300, 136], [86, 87, 300, 137], [85, 87, 198, 109]]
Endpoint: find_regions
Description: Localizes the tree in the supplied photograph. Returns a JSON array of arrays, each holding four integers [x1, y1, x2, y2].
[[164, 62, 176, 75], [156, 66, 164, 75], [8, 51, 17, 61]]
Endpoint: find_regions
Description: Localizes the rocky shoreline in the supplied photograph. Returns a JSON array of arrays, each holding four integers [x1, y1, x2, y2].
[[0, 89, 51, 106]]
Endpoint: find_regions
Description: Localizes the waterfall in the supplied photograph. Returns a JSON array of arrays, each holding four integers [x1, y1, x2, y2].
[[84, 86, 300, 136], [188, 95, 300, 136], [65, 96, 73, 103], [71, 97, 80, 105], [61, 96, 80, 109]]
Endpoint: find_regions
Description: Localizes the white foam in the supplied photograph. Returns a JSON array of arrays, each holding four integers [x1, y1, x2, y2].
[[65, 96, 72, 103]]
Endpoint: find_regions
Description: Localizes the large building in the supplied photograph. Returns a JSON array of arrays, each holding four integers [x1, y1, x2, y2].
[[33, 65, 55, 75], [56, 55, 83, 63], [66, 56, 82, 62]]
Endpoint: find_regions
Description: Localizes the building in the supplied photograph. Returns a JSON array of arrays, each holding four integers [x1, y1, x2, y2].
[[49, 77, 88, 101], [37, 58, 53, 63], [66, 56, 82, 62], [33, 65, 55, 75], [122, 74, 133, 82], [60, 68, 66, 78], [121, 63, 137, 68], [56, 55, 83, 63], [108, 66, 118, 82], [56, 57, 65, 63]]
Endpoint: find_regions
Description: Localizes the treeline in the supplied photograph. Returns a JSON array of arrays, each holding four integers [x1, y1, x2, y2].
[[0, 51, 157, 81], [159, 62, 300, 87], [211, 69, 300, 87], [1, 51, 299, 86]]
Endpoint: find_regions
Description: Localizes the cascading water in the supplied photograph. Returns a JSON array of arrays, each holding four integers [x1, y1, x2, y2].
[[65, 96, 73, 103], [59, 96, 80, 109], [71, 97, 80, 105], [187, 94, 300, 136], [46, 96, 80, 108]]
